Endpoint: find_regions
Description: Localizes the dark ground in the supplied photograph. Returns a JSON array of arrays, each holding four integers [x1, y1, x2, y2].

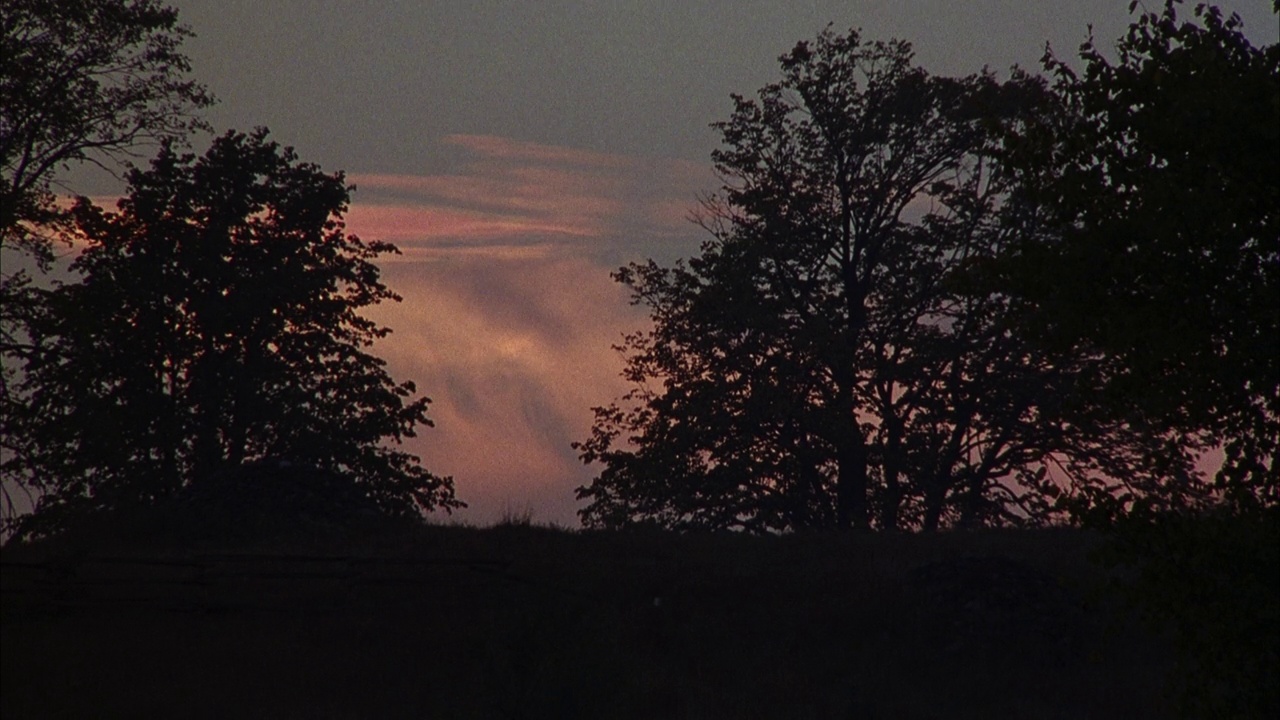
[[2, 522, 1178, 719]]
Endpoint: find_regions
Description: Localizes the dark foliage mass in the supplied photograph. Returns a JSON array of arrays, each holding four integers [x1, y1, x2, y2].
[[1, 0, 214, 520], [0, 0, 213, 256], [987, 1, 1279, 514], [165, 459, 397, 544], [4, 130, 460, 539], [0, 525, 1186, 719], [577, 3, 1277, 533], [1098, 506, 1280, 719], [578, 20, 1218, 532]]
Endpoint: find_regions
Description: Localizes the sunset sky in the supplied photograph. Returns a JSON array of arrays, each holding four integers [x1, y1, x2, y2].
[[65, 1, 1278, 527]]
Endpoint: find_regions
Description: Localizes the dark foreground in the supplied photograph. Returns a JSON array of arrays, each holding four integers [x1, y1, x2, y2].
[[2, 523, 1176, 719]]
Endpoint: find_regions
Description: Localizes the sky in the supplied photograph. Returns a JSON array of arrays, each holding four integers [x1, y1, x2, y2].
[[64, 1, 1279, 527]]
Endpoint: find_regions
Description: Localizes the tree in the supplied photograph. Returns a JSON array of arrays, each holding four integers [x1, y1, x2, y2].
[[975, 6, 1279, 713], [0, 0, 212, 245], [5, 129, 461, 539], [1, 0, 212, 523], [574, 28, 1196, 533], [989, 1, 1279, 513]]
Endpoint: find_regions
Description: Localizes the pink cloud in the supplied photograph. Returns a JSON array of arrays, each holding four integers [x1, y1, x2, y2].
[[341, 135, 712, 525], [442, 133, 632, 169], [346, 134, 714, 260], [367, 255, 649, 527], [345, 202, 596, 244]]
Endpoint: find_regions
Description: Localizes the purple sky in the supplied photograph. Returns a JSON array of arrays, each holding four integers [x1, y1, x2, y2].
[[65, 1, 1280, 527]]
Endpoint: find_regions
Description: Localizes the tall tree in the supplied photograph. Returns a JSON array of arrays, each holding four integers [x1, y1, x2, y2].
[[988, 1, 1279, 514], [1, 0, 212, 522], [6, 129, 460, 538], [575, 28, 1193, 532]]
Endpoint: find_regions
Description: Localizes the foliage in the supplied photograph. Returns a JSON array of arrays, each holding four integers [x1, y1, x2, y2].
[[0, 0, 212, 273], [575, 28, 1196, 533], [969, 6, 1280, 709], [989, 0, 1279, 511], [5, 129, 460, 539], [1, 0, 213, 522], [166, 459, 396, 545]]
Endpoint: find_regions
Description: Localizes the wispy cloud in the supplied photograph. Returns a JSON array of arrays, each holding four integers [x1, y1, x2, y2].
[[347, 134, 711, 264], [348, 135, 710, 526], [368, 256, 648, 526]]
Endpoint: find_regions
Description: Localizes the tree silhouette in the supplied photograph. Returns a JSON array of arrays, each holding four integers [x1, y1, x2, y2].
[[0, 0, 212, 280], [974, 5, 1278, 714], [575, 28, 1194, 532], [6, 129, 460, 539], [987, 1, 1279, 515], [1, 0, 213, 523]]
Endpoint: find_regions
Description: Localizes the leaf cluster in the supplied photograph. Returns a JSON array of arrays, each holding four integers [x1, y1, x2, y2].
[[993, 0, 1279, 508], [1, 0, 213, 248]]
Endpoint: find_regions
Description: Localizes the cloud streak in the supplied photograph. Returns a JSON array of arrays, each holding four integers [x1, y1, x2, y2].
[[348, 134, 711, 263], [347, 135, 711, 526]]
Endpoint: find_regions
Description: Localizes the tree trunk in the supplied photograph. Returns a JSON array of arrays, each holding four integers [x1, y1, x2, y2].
[[921, 477, 948, 533], [880, 477, 902, 532], [957, 472, 986, 529], [189, 346, 227, 486], [879, 406, 906, 531], [830, 322, 869, 530], [835, 410, 869, 530]]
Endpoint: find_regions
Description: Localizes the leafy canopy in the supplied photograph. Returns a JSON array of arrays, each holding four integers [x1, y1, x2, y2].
[[1, 0, 213, 524], [989, 0, 1279, 513], [5, 129, 460, 538], [0, 0, 213, 261], [575, 28, 1191, 533]]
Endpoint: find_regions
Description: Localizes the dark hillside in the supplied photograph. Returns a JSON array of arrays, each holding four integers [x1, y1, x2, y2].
[[1, 522, 1181, 719]]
